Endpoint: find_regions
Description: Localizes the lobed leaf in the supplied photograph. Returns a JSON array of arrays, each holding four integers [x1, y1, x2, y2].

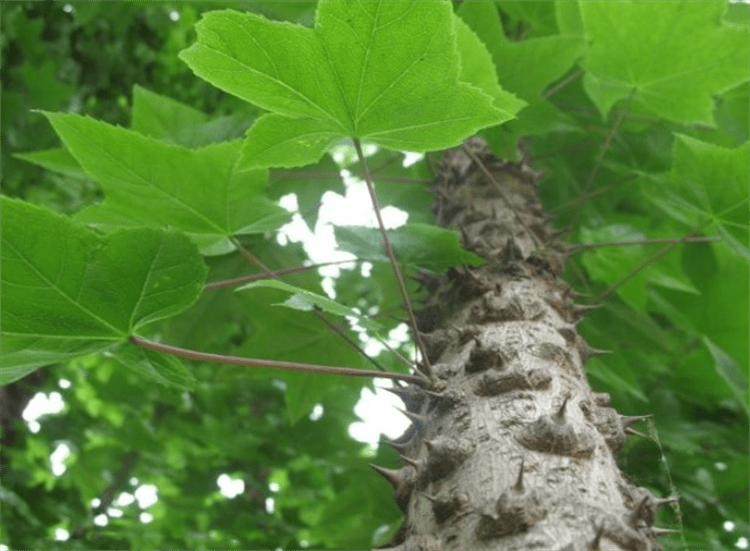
[[179, 1, 523, 169], [0, 197, 207, 384], [39, 111, 290, 254], [580, 1, 750, 123]]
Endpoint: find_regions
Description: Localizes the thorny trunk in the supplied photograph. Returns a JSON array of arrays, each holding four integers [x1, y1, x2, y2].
[[373, 139, 676, 551]]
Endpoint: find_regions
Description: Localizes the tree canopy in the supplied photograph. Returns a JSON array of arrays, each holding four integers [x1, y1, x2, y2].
[[1, 2, 747, 550]]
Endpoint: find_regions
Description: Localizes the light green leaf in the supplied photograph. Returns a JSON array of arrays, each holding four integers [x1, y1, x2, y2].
[[14, 147, 88, 180], [460, 2, 584, 102], [335, 223, 485, 271], [453, 15, 528, 114], [40, 111, 290, 253], [580, 1, 750, 123], [237, 279, 383, 333], [179, 2, 522, 169], [0, 197, 207, 383], [241, 114, 342, 169]]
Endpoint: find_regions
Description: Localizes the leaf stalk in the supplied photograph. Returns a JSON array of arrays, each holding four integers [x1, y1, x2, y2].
[[130, 335, 428, 386], [353, 138, 432, 378]]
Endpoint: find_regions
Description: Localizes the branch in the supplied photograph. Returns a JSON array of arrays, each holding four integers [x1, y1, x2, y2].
[[353, 138, 432, 378], [595, 223, 715, 302], [568, 235, 721, 253], [204, 259, 356, 290], [130, 335, 428, 386], [274, 170, 429, 184], [568, 89, 635, 231]]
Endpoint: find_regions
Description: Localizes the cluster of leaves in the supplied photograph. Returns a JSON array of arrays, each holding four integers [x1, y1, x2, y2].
[[1, 1, 748, 550]]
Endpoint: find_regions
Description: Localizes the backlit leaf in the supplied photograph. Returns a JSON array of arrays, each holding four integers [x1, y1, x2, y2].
[[41, 111, 290, 254], [0, 197, 207, 383], [179, 1, 523, 168]]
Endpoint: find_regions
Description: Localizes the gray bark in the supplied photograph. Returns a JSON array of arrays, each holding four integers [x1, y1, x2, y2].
[[374, 139, 675, 551]]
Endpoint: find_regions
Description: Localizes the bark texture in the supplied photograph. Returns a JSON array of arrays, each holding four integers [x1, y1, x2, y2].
[[374, 139, 675, 551]]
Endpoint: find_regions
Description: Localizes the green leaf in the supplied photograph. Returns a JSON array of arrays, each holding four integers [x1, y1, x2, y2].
[[179, 2, 522, 168], [110, 341, 197, 390], [457, 1, 584, 157], [648, 136, 749, 260], [0, 197, 207, 383], [40, 111, 290, 253], [14, 147, 88, 180], [495, 0, 559, 38], [453, 15, 527, 114], [237, 279, 383, 334], [335, 223, 485, 271], [704, 338, 749, 418], [132, 84, 209, 140], [580, 1, 750, 123], [460, 3, 585, 102], [132, 85, 254, 147], [239, 114, 343, 169]]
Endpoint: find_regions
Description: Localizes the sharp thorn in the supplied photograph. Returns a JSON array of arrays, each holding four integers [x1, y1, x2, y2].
[[513, 458, 525, 492], [399, 454, 424, 469], [625, 427, 647, 438], [620, 414, 650, 430], [652, 527, 681, 537], [369, 464, 404, 490], [554, 397, 569, 423], [629, 495, 650, 528], [396, 407, 429, 430], [380, 438, 409, 455]]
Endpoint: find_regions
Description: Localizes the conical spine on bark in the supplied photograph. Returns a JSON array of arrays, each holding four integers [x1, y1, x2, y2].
[[370, 464, 416, 513], [384, 385, 426, 413]]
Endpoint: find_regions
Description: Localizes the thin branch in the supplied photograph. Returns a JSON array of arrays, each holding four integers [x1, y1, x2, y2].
[[311, 307, 390, 372], [353, 138, 432, 378], [594, 224, 713, 302], [130, 335, 428, 386], [204, 259, 356, 290], [231, 238, 278, 277], [568, 89, 635, 231], [273, 171, 430, 184], [568, 235, 721, 253], [460, 144, 541, 247], [544, 68, 583, 99], [548, 175, 639, 215]]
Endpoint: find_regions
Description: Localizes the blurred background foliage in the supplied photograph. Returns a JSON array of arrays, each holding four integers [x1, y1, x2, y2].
[[1, 2, 747, 550]]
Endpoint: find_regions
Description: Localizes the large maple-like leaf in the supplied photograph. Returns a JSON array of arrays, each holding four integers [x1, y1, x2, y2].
[[179, 0, 525, 168]]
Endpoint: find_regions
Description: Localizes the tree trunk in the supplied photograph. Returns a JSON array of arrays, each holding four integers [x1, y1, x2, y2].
[[373, 139, 674, 551]]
